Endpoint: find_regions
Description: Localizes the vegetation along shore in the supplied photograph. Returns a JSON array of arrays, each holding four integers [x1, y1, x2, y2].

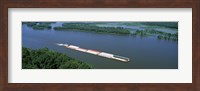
[[22, 47, 93, 69], [23, 22, 178, 41]]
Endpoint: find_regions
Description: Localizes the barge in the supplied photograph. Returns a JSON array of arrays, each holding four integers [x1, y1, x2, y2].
[[56, 43, 130, 62]]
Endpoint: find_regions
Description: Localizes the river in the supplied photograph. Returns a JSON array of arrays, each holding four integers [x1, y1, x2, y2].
[[22, 22, 178, 69]]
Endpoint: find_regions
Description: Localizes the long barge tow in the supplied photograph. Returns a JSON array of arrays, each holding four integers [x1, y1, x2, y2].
[[56, 43, 130, 62]]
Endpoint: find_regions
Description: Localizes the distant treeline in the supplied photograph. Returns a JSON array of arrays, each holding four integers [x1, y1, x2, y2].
[[132, 30, 178, 41], [22, 47, 93, 69], [142, 22, 178, 29], [23, 22, 178, 42], [22, 22, 54, 30], [54, 23, 131, 34]]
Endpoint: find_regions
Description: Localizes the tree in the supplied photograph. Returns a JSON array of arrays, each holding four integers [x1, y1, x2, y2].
[[22, 47, 93, 69]]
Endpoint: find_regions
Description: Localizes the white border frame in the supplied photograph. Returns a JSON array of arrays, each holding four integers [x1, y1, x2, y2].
[[8, 8, 192, 83]]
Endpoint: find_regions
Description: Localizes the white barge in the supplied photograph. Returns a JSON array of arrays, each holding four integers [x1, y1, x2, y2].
[[56, 43, 130, 62]]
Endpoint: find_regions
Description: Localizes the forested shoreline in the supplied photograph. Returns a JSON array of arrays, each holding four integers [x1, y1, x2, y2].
[[22, 22, 53, 30], [22, 47, 93, 69], [132, 30, 178, 41], [54, 23, 131, 34], [23, 22, 178, 41]]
